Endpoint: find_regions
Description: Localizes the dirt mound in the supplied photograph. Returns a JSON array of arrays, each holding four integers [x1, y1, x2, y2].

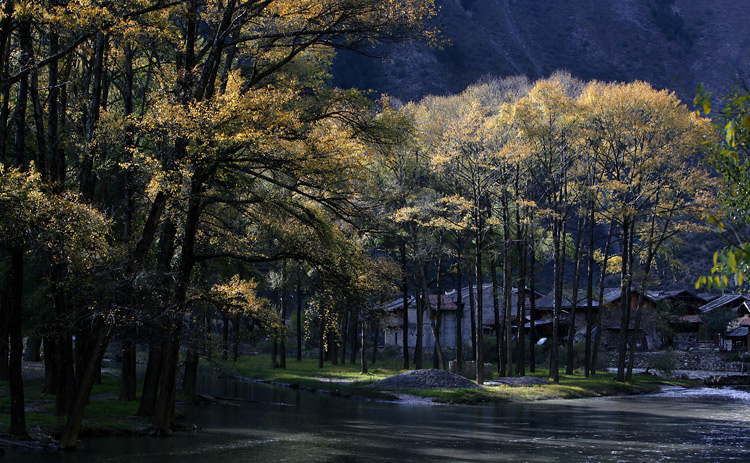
[[371, 369, 483, 390]]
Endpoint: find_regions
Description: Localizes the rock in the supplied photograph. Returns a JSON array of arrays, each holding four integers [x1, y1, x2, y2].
[[704, 375, 750, 386]]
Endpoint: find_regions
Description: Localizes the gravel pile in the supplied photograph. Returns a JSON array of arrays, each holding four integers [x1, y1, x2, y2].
[[485, 376, 549, 387], [371, 369, 483, 390]]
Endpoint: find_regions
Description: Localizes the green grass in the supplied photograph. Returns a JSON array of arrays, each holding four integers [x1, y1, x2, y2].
[[212, 356, 408, 400], [0, 370, 149, 437], [207, 355, 696, 405]]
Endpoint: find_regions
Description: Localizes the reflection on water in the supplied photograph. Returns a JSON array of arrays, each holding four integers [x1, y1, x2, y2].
[[5, 376, 750, 463]]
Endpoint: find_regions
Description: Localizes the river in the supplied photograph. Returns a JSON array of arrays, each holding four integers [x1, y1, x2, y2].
[[5, 375, 750, 463]]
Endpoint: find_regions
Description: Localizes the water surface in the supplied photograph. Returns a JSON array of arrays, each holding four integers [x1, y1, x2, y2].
[[5, 376, 750, 463]]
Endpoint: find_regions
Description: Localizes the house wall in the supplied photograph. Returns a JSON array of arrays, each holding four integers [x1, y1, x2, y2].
[[599, 293, 661, 350], [383, 285, 522, 351]]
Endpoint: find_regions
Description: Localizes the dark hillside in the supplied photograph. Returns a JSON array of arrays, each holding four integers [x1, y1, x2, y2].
[[333, 0, 750, 103]]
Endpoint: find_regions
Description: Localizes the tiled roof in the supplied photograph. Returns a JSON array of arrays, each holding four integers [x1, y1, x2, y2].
[[647, 289, 706, 303], [698, 294, 749, 313], [727, 326, 749, 338], [383, 294, 457, 311], [534, 293, 599, 310]]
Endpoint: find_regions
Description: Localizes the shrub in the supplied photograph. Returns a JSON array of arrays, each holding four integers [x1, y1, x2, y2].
[[652, 348, 678, 377]]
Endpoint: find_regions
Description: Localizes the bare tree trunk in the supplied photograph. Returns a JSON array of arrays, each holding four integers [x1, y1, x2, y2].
[[400, 239, 409, 369], [153, 181, 201, 434], [413, 275, 424, 370], [137, 334, 164, 416], [503, 212, 513, 379], [455, 235, 464, 370], [371, 319, 378, 365], [361, 317, 368, 374], [0, 287, 8, 382], [331, 327, 338, 365], [349, 310, 358, 365], [232, 313, 241, 362], [566, 217, 585, 374], [550, 216, 562, 383], [8, 247, 27, 437], [317, 312, 325, 368], [591, 225, 614, 376], [221, 311, 229, 361], [468, 278, 476, 362], [119, 338, 137, 401], [42, 337, 58, 394], [58, 328, 110, 450], [627, 204, 674, 381], [433, 233, 445, 369], [78, 32, 107, 201], [152, 316, 183, 434], [280, 260, 287, 369], [529, 210, 537, 373], [23, 337, 41, 362], [475, 231, 485, 385], [297, 263, 303, 361], [492, 259, 503, 376], [182, 315, 200, 395], [616, 220, 633, 383], [205, 312, 213, 361], [516, 242, 527, 377], [8, 34, 28, 433], [340, 311, 349, 365], [420, 261, 445, 370], [584, 200, 595, 377]]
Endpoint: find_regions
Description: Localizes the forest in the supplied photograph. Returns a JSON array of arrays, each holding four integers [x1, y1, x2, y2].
[[2, 0, 747, 452]]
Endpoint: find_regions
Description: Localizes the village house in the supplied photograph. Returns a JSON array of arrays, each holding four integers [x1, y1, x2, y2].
[[648, 289, 709, 345], [382, 285, 540, 352], [695, 294, 750, 350], [533, 291, 598, 339], [726, 319, 750, 350], [534, 287, 673, 351], [382, 285, 750, 354]]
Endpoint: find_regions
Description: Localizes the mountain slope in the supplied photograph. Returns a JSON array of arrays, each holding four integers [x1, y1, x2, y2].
[[333, 0, 750, 103]]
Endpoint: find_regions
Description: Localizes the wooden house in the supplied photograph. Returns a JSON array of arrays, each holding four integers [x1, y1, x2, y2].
[[698, 294, 750, 348], [533, 292, 599, 335], [698, 294, 750, 317], [382, 285, 540, 352], [382, 295, 455, 350], [598, 288, 662, 350], [648, 289, 709, 344], [727, 324, 750, 350]]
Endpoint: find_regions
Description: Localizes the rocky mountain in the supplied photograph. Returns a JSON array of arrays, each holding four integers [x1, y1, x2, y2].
[[333, 0, 750, 104]]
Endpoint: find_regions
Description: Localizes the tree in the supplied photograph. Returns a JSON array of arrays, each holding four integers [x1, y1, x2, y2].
[[0, 166, 110, 438], [0, 0, 438, 447], [581, 81, 713, 382], [514, 77, 580, 383], [695, 82, 750, 290]]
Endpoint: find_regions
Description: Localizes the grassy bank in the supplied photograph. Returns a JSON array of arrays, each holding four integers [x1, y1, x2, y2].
[[0, 366, 150, 439], [210, 355, 696, 405]]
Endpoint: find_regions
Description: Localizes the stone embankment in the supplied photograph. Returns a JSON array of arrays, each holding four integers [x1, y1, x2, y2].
[[603, 350, 747, 372], [603, 349, 750, 384]]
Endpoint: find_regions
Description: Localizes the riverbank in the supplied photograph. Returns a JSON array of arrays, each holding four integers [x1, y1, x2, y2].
[[213, 355, 697, 405], [0, 363, 151, 448]]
